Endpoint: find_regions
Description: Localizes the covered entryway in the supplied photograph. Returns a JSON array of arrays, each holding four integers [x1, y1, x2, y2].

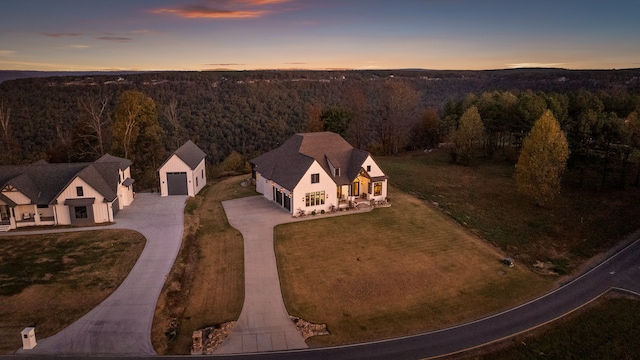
[[166, 172, 188, 195], [65, 198, 95, 225]]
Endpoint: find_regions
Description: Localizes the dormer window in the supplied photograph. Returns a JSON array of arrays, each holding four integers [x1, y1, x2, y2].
[[334, 168, 340, 177]]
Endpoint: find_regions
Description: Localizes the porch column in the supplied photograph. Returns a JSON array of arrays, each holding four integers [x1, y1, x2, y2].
[[33, 205, 40, 225], [9, 207, 16, 228]]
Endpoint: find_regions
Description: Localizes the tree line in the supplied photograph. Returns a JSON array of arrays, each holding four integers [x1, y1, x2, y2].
[[1, 69, 639, 190]]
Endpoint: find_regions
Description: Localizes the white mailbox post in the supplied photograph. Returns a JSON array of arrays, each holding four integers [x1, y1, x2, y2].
[[21, 327, 37, 350]]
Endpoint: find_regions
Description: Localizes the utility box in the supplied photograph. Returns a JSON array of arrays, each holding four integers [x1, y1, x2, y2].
[[21, 327, 37, 350]]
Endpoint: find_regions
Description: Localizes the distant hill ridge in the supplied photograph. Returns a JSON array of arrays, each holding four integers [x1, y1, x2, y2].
[[0, 70, 149, 84]]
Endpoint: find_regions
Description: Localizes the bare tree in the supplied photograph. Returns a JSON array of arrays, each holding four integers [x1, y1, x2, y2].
[[374, 80, 420, 155], [163, 97, 186, 149], [77, 94, 110, 157], [342, 83, 369, 149], [0, 102, 13, 163]]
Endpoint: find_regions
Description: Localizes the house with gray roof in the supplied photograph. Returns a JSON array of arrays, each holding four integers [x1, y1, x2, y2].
[[0, 153, 135, 231], [251, 132, 388, 215], [158, 140, 207, 196]]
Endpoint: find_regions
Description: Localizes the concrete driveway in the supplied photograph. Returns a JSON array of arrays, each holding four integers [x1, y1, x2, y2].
[[215, 196, 309, 354], [14, 193, 188, 355]]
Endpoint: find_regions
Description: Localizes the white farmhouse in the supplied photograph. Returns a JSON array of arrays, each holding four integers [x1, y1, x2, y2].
[[0, 154, 134, 231], [251, 132, 388, 215], [158, 140, 207, 197]]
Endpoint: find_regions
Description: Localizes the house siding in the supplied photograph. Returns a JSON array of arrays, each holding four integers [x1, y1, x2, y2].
[[159, 155, 206, 197], [117, 166, 135, 209], [192, 159, 206, 196], [3, 190, 31, 205], [55, 177, 112, 225], [292, 160, 337, 214], [361, 155, 388, 201]]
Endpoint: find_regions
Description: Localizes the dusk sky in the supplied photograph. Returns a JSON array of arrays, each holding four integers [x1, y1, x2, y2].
[[1, 0, 639, 71]]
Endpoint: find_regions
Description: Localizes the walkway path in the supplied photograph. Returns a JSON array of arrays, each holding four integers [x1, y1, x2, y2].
[[12, 193, 188, 355], [215, 196, 309, 354]]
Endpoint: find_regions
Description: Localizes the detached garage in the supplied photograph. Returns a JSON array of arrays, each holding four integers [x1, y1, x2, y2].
[[159, 140, 207, 197]]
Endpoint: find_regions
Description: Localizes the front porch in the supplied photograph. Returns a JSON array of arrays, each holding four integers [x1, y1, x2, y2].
[[3, 204, 58, 230], [337, 174, 388, 210]]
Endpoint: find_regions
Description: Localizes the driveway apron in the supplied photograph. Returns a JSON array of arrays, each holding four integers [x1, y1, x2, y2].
[[215, 196, 308, 354], [16, 193, 188, 355]]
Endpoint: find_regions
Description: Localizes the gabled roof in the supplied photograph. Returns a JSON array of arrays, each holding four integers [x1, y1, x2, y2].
[[0, 155, 131, 205], [161, 140, 207, 170], [95, 153, 132, 171], [0, 163, 88, 205], [251, 132, 378, 190]]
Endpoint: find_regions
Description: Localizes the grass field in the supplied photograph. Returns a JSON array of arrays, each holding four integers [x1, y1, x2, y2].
[[152, 175, 257, 355], [275, 186, 552, 346], [463, 294, 640, 359], [378, 150, 640, 274], [0, 229, 145, 354]]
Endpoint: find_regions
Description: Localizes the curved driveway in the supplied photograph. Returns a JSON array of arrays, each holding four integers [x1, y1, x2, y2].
[[9, 193, 188, 356], [215, 196, 309, 354]]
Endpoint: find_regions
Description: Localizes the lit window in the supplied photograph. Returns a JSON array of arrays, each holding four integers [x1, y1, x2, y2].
[[305, 191, 325, 207], [374, 182, 382, 196]]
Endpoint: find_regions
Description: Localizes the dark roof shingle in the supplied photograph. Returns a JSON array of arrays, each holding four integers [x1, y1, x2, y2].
[[0, 155, 131, 205], [251, 132, 375, 190], [173, 140, 206, 170]]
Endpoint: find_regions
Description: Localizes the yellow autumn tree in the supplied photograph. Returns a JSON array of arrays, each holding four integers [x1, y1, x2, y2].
[[453, 106, 485, 165], [515, 109, 569, 206]]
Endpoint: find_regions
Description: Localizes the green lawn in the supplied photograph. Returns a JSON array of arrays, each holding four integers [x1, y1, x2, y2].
[[152, 175, 257, 355], [378, 150, 640, 272], [0, 230, 145, 354], [469, 295, 640, 360], [275, 186, 552, 346]]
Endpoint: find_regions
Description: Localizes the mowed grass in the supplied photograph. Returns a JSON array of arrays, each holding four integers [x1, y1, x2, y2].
[[275, 186, 552, 346], [466, 294, 640, 360], [152, 175, 257, 355], [378, 150, 640, 271], [0, 230, 145, 354]]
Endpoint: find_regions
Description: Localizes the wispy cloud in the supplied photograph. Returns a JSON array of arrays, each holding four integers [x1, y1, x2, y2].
[[0, 50, 16, 56], [506, 62, 565, 69], [97, 36, 133, 42], [152, 0, 292, 19], [42, 32, 83, 38], [207, 63, 246, 66], [69, 44, 90, 49]]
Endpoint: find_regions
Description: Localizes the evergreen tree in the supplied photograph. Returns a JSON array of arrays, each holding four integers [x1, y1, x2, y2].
[[515, 110, 569, 206]]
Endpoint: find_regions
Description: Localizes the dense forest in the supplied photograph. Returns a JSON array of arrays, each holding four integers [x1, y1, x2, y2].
[[1, 68, 640, 189]]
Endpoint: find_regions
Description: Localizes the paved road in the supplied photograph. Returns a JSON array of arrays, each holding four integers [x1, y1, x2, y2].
[[9, 193, 188, 356]]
